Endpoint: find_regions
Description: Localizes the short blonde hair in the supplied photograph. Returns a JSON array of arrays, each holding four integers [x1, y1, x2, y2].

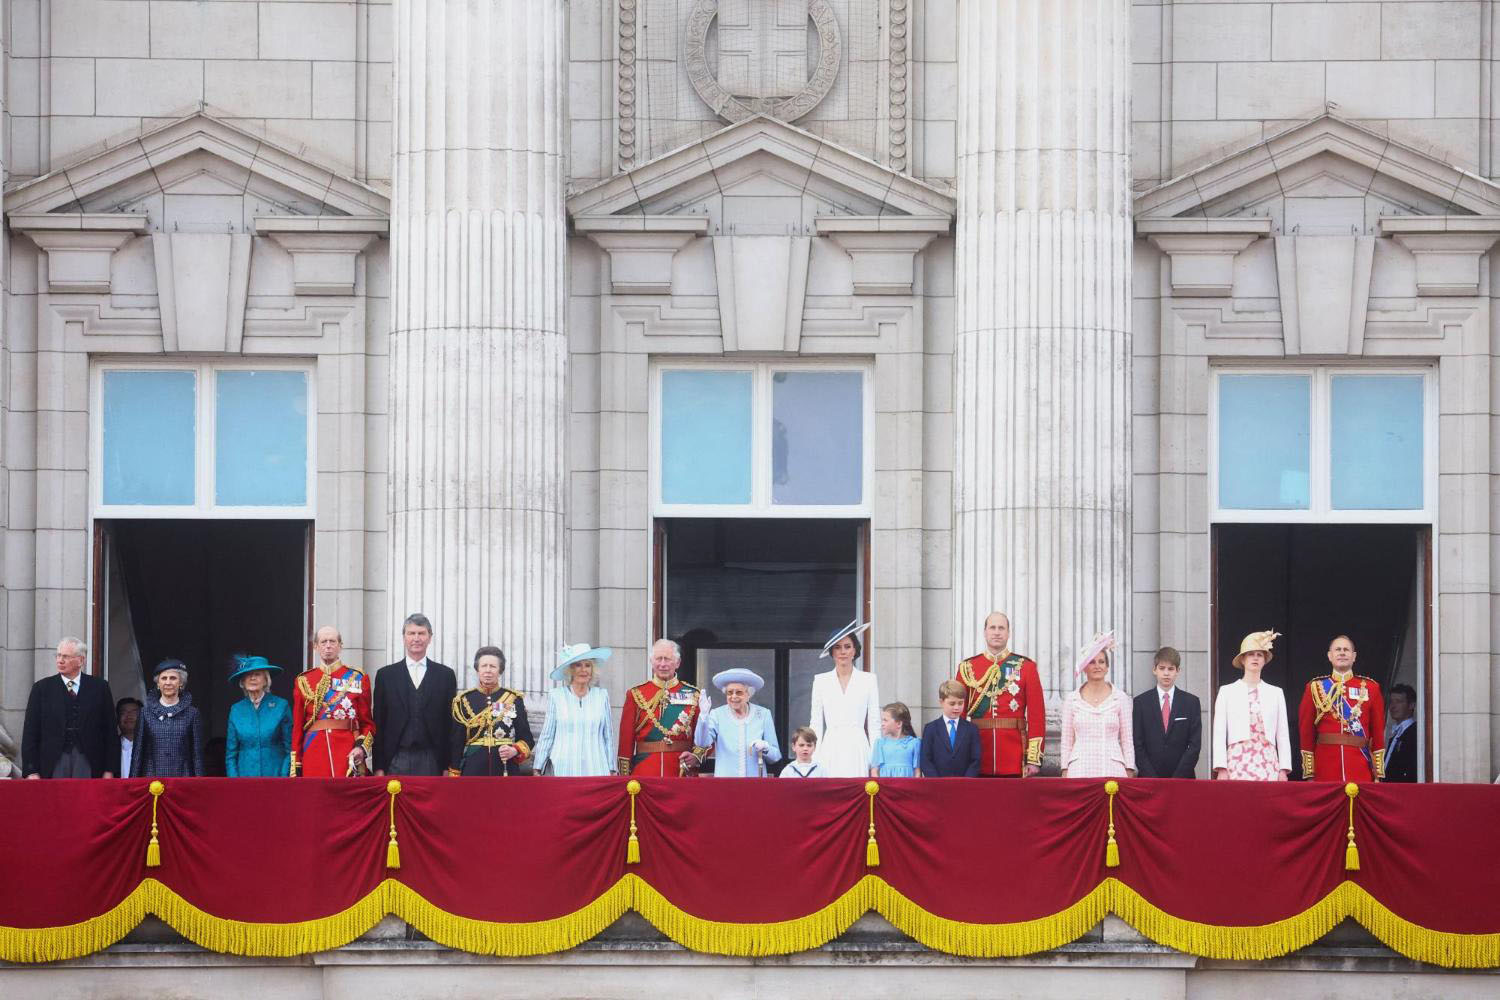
[[565, 659, 600, 686], [791, 727, 817, 745], [938, 679, 966, 701]]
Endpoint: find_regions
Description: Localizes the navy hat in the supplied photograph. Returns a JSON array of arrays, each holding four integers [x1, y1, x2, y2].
[[820, 619, 872, 658], [153, 658, 189, 678], [227, 654, 281, 684]]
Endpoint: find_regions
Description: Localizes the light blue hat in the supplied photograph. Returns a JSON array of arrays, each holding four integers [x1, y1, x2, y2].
[[712, 668, 765, 695], [552, 642, 612, 682]]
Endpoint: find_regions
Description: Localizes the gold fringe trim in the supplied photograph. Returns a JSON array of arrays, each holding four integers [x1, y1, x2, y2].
[[4, 877, 1500, 967]]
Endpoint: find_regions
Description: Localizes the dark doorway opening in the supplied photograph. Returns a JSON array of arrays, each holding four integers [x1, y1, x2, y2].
[[96, 519, 311, 773], [658, 517, 866, 768], [1213, 523, 1429, 780]]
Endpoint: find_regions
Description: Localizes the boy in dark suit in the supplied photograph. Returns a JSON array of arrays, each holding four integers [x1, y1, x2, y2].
[[1131, 646, 1202, 778], [921, 680, 981, 777]]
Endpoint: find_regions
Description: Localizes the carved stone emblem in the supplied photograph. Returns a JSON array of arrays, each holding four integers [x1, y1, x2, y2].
[[684, 0, 841, 124]]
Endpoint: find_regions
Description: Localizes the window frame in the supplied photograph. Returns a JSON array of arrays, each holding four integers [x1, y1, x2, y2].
[[650, 360, 874, 518], [1210, 364, 1436, 524], [91, 359, 317, 519]]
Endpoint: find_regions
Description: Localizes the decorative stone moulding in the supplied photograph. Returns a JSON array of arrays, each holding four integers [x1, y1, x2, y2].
[[887, 0, 909, 171], [684, 0, 842, 124], [151, 232, 253, 353], [11, 213, 149, 293], [618, 0, 638, 169], [574, 215, 710, 294], [256, 216, 389, 295], [1380, 216, 1500, 297], [1137, 217, 1272, 298], [816, 215, 948, 295]]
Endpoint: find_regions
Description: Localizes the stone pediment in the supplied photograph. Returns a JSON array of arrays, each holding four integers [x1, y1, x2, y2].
[[567, 114, 953, 227], [1134, 113, 1500, 224], [4, 110, 389, 221]]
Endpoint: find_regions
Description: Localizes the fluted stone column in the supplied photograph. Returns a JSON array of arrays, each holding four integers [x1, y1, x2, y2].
[[952, 0, 1132, 702], [389, 0, 567, 695]]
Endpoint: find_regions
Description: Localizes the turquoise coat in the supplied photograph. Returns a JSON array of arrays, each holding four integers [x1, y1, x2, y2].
[[226, 693, 292, 777]]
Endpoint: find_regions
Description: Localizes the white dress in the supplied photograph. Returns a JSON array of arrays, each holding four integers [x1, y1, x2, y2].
[[808, 669, 880, 778]]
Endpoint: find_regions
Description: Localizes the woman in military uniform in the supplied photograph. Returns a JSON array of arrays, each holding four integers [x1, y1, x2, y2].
[[449, 646, 534, 776]]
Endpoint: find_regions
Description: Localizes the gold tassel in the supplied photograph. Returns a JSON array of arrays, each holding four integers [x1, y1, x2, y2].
[[145, 781, 165, 867], [864, 781, 881, 867], [626, 780, 642, 864], [1104, 780, 1120, 868], [1344, 782, 1360, 872], [385, 780, 402, 870]]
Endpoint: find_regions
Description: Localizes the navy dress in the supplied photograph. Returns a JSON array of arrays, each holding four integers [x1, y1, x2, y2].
[[226, 693, 292, 777], [132, 691, 206, 777]]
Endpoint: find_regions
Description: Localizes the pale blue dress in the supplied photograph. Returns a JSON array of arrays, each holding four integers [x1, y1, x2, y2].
[[696, 704, 782, 777], [869, 734, 921, 777], [533, 685, 614, 776]]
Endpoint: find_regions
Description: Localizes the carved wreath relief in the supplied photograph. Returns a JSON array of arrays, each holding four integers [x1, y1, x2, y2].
[[684, 0, 842, 124]]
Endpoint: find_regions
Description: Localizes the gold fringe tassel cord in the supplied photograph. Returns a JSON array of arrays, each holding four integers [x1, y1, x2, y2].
[[1344, 782, 1360, 871], [1104, 780, 1120, 868], [385, 780, 402, 870], [626, 779, 642, 864], [6, 874, 1500, 966], [864, 781, 881, 867], [145, 781, 165, 867]]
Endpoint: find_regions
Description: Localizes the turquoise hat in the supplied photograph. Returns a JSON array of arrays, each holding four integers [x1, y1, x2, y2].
[[228, 654, 282, 684], [552, 643, 613, 682]]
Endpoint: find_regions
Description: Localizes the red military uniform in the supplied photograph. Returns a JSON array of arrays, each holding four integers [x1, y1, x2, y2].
[[290, 662, 375, 777], [955, 650, 1046, 776], [617, 675, 703, 777], [1299, 671, 1385, 782]]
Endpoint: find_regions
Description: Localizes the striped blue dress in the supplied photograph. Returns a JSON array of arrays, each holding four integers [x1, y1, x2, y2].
[[533, 685, 614, 776]]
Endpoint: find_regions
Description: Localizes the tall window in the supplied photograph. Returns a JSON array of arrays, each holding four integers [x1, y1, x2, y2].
[[1213, 367, 1433, 522], [653, 363, 871, 516], [94, 363, 315, 517]]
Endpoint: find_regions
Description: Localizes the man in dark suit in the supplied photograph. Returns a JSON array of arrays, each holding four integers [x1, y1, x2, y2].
[[1131, 646, 1202, 779], [21, 637, 119, 779], [373, 613, 457, 776], [1384, 683, 1419, 782], [920, 680, 981, 777]]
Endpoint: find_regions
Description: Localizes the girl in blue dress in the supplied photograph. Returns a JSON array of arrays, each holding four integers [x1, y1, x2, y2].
[[869, 702, 921, 777]]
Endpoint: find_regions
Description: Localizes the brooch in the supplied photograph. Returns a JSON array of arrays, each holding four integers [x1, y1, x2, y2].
[[1009, 698, 1020, 712]]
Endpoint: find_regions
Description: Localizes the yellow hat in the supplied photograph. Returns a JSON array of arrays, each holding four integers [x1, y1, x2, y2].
[[1232, 630, 1280, 669]]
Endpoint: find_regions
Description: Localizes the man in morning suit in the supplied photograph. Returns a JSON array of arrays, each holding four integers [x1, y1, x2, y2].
[[1131, 646, 1202, 778], [954, 611, 1045, 776], [373, 613, 457, 776], [22, 637, 119, 779], [1384, 683, 1418, 783], [920, 680, 981, 777]]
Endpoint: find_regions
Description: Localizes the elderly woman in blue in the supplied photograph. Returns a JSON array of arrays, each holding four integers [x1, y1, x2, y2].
[[225, 654, 292, 777], [533, 643, 615, 776], [692, 668, 782, 777]]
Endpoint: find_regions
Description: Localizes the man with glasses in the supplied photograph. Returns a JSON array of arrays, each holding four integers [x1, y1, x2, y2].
[[21, 637, 119, 779]]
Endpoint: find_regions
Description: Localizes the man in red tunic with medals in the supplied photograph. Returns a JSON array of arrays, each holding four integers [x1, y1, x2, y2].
[[617, 639, 704, 777], [290, 625, 375, 777], [955, 611, 1046, 777], [1299, 634, 1385, 782]]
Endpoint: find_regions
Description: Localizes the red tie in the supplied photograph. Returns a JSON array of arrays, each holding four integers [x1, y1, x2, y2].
[[1161, 692, 1171, 733]]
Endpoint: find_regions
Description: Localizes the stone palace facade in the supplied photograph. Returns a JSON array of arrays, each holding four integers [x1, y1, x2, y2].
[[1, 0, 1498, 791]]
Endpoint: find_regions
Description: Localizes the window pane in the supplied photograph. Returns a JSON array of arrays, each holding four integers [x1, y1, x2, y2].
[[1331, 375, 1424, 510], [771, 371, 862, 505], [1218, 374, 1310, 509], [661, 371, 752, 505], [215, 371, 309, 506], [102, 370, 196, 505]]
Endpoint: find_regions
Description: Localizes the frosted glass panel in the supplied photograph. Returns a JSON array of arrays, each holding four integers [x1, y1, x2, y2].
[[1218, 374, 1310, 509], [772, 371, 862, 505], [1331, 375, 1424, 510], [102, 371, 196, 505], [215, 371, 309, 506], [661, 371, 752, 504]]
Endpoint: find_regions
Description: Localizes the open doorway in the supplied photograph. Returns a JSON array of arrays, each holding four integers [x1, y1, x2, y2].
[[1213, 524, 1429, 780], [95, 519, 312, 773], [656, 517, 867, 768]]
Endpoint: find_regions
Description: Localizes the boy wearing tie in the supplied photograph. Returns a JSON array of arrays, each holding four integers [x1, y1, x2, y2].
[[920, 681, 981, 777]]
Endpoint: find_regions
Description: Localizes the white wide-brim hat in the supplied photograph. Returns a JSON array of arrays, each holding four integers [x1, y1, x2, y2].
[[820, 619, 872, 658], [552, 642, 612, 682], [712, 667, 765, 695], [1072, 630, 1117, 678]]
